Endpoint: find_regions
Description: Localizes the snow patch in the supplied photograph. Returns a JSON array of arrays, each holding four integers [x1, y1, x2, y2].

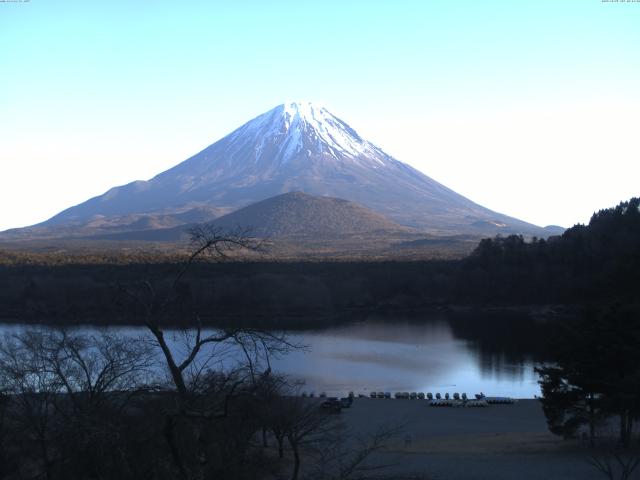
[[281, 101, 369, 158], [224, 101, 391, 167]]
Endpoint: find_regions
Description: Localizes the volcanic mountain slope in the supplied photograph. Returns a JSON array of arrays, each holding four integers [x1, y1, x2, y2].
[[211, 191, 411, 237], [91, 192, 412, 242], [11, 101, 560, 238], [0, 206, 224, 241]]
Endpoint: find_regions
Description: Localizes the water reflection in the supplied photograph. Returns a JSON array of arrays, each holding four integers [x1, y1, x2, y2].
[[0, 312, 547, 398], [271, 313, 545, 398]]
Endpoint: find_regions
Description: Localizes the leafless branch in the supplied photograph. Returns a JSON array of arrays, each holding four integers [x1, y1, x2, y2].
[[587, 450, 640, 480]]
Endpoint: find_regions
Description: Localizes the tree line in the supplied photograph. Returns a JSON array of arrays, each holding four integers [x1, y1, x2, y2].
[[3, 198, 639, 326], [523, 199, 640, 476], [461, 197, 640, 304]]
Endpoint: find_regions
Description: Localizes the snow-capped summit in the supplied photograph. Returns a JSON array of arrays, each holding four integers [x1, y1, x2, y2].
[[38, 102, 548, 236], [223, 101, 385, 167], [278, 101, 371, 158]]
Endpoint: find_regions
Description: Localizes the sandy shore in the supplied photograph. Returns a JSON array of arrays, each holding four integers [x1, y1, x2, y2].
[[337, 399, 633, 480]]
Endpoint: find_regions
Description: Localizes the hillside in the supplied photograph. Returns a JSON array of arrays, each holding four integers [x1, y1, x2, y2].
[[210, 191, 411, 237]]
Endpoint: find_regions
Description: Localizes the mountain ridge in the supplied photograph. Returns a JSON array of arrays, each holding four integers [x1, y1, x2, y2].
[[9, 101, 560, 239], [82, 192, 413, 243]]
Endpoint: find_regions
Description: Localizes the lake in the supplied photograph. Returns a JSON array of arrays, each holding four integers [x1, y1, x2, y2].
[[273, 313, 544, 398], [0, 312, 547, 399]]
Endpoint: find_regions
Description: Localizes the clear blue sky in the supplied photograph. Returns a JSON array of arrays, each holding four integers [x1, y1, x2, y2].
[[1, 0, 638, 230]]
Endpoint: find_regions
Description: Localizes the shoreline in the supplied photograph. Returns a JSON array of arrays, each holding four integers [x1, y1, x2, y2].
[[0, 302, 580, 329]]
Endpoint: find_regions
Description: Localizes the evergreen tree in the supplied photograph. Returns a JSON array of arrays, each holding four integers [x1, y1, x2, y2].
[[537, 305, 640, 447]]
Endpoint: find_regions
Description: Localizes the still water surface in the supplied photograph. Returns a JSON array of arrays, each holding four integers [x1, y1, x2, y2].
[[275, 317, 542, 398], [0, 313, 545, 398]]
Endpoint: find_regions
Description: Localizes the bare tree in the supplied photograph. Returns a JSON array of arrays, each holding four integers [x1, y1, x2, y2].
[[587, 450, 640, 480], [28, 329, 155, 412], [117, 225, 291, 397], [116, 225, 300, 480], [0, 328, 155, 480], [0, 331, 62, 480], [0, 388, 10, 478], [279, 397, 338, 480], [268, 395, 407, 480], [317, 425, 402, 480]]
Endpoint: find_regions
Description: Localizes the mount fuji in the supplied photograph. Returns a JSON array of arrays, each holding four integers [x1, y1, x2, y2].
[[10, 102, 560, 240]]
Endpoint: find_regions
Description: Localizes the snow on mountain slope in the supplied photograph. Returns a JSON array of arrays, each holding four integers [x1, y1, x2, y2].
[[38, 101, 547, 236]]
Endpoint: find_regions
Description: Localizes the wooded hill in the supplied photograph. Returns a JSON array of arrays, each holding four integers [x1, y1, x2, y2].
[[0, 198, 637, 326]]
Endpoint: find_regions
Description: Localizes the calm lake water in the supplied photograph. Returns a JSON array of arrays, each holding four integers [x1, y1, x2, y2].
[[0, 312, 546, 399], [274, 315, 544, 398]]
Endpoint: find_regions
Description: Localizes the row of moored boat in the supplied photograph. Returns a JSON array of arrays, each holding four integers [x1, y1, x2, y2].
[[301, 390, 516, 406]]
